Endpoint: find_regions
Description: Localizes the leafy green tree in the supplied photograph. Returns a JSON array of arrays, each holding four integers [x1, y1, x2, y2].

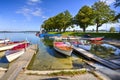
[[114, 0, 120, 7], [109, 27, 116, 33], [75, 6, 95, 32], [92, 1, 115, 32], [62, 10, 72, 32], [54, 13, 64, 32], [41, 10, 72, 32], [114, 0, 120, 20]]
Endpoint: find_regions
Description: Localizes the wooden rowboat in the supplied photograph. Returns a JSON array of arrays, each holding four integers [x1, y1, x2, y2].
[[5, 42, 30, 62], [89, 37, 104, 41], [81, 36, 104, 41], [0, 41, 28, 51], [53, 42, 73, 56], [0, 39, 9, 43]]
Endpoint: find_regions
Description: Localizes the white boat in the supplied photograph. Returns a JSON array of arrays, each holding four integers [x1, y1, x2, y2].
[[71, 40, 91, 51], [5, 49, 25, 62], [78, 44, 91, 51], [5, 42, 29, 62], [0, 41, 27, 51], [0, 39, 9, 43], [53, 42, 73, 56]]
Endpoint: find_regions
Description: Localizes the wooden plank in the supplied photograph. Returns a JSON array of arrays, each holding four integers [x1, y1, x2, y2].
[[73, 46, 120, 70], [104, 40, 120, 47], [0, 44, 38, 80]]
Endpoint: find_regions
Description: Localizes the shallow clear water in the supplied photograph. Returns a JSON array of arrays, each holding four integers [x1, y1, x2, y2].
[[0, 33, 83, 70], [72, 40, 120, 59], [0, 33, 119, 70]]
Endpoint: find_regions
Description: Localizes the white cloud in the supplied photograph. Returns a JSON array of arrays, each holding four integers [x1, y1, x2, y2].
[[16, 0, 47, 20], [27, 0, 42, 5], [100, 0, 115, 5], [29, 0, 41, 2], [42, 16, 48, 19], [31, 8, 42, 16], [16, 7, 43, 20]]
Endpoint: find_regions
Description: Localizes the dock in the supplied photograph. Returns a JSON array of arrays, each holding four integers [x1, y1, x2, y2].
[[104, 40, 120, 48], [0, 44, 38, 80], [73, 46, 120, 70]]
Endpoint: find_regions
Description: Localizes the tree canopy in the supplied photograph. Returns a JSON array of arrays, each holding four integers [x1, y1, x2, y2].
[[75, 6, 95, 32], [114, 0, 120, 20], [41, 10, 72, 32], [114, 0, 120, 7], [92, 1, 115, 32], [41, 1, 117, 33], [109, 27, 116, 33]]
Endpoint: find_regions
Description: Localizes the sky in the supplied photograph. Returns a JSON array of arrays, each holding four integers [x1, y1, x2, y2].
[[0, 0, 120, 31]]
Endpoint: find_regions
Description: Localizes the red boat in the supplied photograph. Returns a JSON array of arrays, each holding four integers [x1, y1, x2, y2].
[[11, 42, 29, 50], [5, 42, 30, 62], [53, 42, 73, 56], [0, 41, 28, 51], [82, 36, 104, 41], [89, 37, 104, 41]]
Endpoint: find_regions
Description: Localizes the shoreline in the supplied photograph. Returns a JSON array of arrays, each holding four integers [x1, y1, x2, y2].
[[0, 68, 105, 80]]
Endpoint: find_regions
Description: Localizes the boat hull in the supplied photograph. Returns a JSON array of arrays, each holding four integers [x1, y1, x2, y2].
[[0, 41, 27, 51], [54, 46, 72, 56], [53, 42, 72, 56], [81, 37, 104, 41], [0, 39, 9, 43], [5, 50, 24, 62], [78, 45, 91, 51]]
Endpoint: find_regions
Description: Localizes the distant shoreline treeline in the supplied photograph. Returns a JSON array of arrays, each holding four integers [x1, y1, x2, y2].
[[0, 31, 39, 33]]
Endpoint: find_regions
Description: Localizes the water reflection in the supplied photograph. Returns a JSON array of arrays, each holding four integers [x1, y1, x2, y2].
[[29, 37, 74, 70], [90, 43, 120, 58], [70, 39, 120, 59], [0, 33, 119, 70], [31, 37, 120, 70]]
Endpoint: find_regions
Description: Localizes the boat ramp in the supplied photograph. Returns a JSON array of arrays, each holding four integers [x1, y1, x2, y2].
[[73, 46, 120, 70], [0, 44, 38, 80]]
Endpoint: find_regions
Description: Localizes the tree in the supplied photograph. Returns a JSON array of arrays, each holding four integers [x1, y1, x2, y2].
[[55, 13, 65, 32], [41, 10, 72, 32], [109, 27, 116, 33], [75, 6, 95, 32], [114, 0, 120, 20], [92, 1, 115, 32], [114, 0, 120, 7], [62, 10, 72, 32]]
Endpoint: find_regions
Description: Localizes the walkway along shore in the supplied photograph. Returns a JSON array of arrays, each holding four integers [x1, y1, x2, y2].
[[0, 44, 38, 80]]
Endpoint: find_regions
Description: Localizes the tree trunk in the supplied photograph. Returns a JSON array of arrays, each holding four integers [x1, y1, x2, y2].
[[63, 28, 66, 32], [96, 23, 99, 33], [96, 26, 99, 33], [83, 27, 86, 32]]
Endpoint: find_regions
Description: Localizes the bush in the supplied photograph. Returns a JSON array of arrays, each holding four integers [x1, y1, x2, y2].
[[109, 27, 116, 33]]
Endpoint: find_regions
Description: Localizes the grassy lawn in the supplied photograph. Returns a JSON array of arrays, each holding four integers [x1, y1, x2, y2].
[[48, 32, 120, 40]]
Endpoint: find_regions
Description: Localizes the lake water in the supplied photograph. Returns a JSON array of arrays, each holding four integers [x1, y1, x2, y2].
[[0, 33, 120, 70], [0, 33, 84, 70]]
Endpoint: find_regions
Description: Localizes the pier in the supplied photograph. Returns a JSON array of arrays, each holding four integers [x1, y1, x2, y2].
[[73, 46, 120, 70], [0, 44, 38, 80], [104, 40, 120, 48]]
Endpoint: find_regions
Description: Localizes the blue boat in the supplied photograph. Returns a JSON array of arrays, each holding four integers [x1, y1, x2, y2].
[[39, 33, 61, 37]]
